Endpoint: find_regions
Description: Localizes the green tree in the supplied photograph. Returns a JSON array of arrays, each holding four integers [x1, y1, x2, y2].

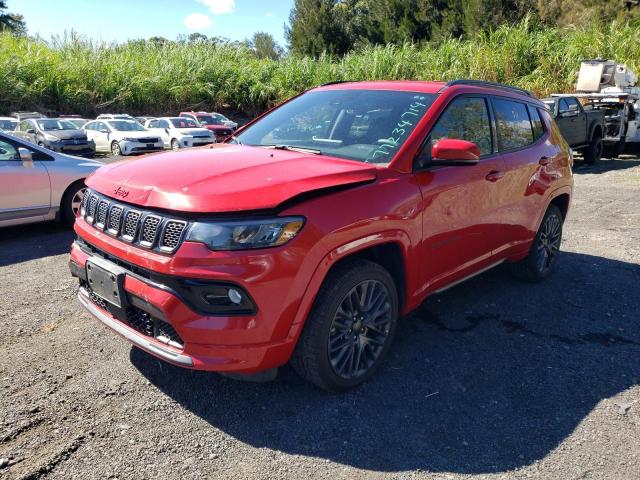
[[286, 0, 351, 56], [0, 1, 26, 36], [249, 32, 282, 59]]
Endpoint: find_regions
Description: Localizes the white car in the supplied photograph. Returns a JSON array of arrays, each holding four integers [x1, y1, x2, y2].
[[0, 117, 18, 133], [0, 131, 102, 227], [144, 117, 215, 150], [83, 119, 163, 156]]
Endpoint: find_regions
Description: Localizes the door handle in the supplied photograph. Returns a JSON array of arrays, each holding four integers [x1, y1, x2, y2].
[[485, 170, 505, 182], [539, 156, 551, 166]]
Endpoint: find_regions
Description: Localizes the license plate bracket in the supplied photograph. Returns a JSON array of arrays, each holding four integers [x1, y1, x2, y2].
[[146, 143, 154, 148], [86, 257, 127, 308]]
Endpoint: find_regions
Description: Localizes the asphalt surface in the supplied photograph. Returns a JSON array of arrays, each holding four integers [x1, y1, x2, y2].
[[0, 157, 639, 479]]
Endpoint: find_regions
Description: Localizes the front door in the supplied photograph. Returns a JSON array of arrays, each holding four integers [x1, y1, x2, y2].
[[0, 138, 50, 222], [414, 95, 507, 292]]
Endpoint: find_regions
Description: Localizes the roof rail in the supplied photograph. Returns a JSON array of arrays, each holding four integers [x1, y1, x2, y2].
[[441, 79, 534, 97]]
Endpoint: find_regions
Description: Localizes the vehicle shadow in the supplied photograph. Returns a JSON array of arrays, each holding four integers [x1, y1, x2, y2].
[[0, 222, 74, 266], [131, 251, 640, 474], [572, 156, 640, 174]]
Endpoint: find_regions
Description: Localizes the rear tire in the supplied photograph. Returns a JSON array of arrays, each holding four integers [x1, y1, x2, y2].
[[583, 132, 602, 165], [291, 259, 398, 392], [61, 180, 86, 227], [510, 204, 563, 282]]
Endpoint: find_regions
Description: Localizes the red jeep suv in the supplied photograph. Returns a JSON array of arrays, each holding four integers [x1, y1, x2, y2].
[[70, 80, 573, 391]]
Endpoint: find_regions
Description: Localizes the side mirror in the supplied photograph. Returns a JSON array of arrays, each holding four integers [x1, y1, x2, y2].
[[18, 147, 34, 167], [431, 138, 480, 166]]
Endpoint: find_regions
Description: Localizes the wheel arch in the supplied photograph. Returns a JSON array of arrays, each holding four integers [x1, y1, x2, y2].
[[550, 193, 570, 220], [326, 242, 407, 313], [589, 122, 603, 142], [286, 231, 414, 343], [58, 178, 86, 221]]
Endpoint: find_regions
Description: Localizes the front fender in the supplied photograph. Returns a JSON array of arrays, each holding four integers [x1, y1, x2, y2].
[[285, 229, 414, 342]]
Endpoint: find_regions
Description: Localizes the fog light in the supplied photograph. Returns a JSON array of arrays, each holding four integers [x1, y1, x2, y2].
[[228, 288, 242, 304]]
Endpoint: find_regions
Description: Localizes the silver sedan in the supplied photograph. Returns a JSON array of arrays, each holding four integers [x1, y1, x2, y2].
[[0, 131, 103, 228]]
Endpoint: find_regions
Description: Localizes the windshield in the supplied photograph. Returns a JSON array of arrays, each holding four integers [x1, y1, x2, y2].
[[68, 119, 87, 128], [236, 89, 436, 164], [108, 120, 146, 131], [37, 119, 77, 131], [170, 118, 199, 128], [197, 114, 225, 125], [0, 119, 17, 130]]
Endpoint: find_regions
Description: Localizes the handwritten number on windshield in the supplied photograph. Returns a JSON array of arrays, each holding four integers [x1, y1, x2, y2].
[[372, 97, 428, 160]]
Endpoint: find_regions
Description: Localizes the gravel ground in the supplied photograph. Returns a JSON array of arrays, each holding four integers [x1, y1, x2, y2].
[[0, 157, 639, 480]]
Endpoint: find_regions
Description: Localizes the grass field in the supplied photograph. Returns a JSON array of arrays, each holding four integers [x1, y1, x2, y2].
[[1, 18, 639, 117]]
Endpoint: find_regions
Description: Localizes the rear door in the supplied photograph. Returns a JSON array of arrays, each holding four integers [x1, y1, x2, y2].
[[413, 95, 507, 290], [0, 136, 51, 222], [491, 98, 556, 257]]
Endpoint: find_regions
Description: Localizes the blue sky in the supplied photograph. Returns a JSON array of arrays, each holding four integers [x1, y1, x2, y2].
[[8, 0, 294, 46]]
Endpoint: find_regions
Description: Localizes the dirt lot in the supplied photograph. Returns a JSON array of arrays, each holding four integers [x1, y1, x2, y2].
[[1, 158, 639, 480]]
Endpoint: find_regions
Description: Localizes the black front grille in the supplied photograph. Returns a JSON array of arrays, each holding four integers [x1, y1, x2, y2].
[[81, 189, 189, 253], [137, 137, 159, 143], [82, 281, 184, 348]]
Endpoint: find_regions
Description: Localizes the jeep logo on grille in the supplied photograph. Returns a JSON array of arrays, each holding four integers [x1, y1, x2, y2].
[[113, 186, 130, 198]]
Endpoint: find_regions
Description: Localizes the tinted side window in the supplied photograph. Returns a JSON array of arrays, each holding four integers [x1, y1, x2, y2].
[[430, 97, 492, 155], [565, 97, 580, 111], [148, 120, 158, 128], [528, 106, 545, 141], [159, 120, 170, 128], [493, 98, 533, 151]]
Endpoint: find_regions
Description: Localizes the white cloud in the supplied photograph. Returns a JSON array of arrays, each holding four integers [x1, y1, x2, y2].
[[184, 13, 212, 30], [198, 0, 235, 15], [265, 12, 275, 17]]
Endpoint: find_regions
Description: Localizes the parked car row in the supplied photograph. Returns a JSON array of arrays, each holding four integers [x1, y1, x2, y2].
[[0, 110, 238, 157]]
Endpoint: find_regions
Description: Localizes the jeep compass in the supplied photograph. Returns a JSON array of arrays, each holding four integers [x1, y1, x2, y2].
[[70, 80, 573, 391]]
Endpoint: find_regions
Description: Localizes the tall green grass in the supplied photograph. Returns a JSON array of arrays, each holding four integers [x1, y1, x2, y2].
[[1, 18, 640, 117]]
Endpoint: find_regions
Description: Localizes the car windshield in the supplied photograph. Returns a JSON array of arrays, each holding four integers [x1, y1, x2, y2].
[[170, 118, 199, 128], [236, 89, 436, 164], [197, 114, 225, 125], [0, 119, 17, 130], [67, 119, 87, 128], [108, 120, 146, 131], [37, 119, 77, 131]]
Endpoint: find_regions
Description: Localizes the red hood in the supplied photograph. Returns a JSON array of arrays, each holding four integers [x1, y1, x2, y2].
[[86, 145, 377, 213], [204, 124, 230, 132]]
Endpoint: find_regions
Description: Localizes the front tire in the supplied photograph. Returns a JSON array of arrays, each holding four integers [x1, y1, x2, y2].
[[510, 204, 563, 282], [170, 138, 180, 150], [111, 141, 122, 156], [291, 259, 398, 392], [61, 181, 86, 227]]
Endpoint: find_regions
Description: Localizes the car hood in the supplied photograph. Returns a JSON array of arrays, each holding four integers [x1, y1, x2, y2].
[[45, 129, 87, 140], [112, 130, 157, 139], [86, 145, 378, 213], [181, 128, 212, 136], [202, 124, 231, 132]]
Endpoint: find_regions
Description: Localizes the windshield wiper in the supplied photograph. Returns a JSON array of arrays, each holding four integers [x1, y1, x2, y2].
[[260, 144, 322, 155]]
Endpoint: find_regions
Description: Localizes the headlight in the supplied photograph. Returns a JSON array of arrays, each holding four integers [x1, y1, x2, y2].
[[44, 134, 60, 142], [121, 137, 137, 142], [186, 217, 305, 251]]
